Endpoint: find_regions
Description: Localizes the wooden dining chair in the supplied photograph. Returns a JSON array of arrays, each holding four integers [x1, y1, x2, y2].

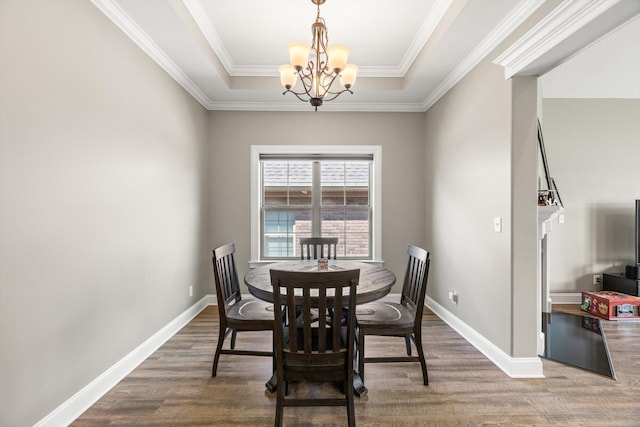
[[211, 243, 274, 377], [270, 268, 360, 427], [355, 244, 431, 387], [299, 237, 339, 260]]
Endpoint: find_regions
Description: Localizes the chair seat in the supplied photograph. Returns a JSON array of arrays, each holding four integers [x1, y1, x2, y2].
[[356, 302, 415, 329], [226, 299, 274, 324]]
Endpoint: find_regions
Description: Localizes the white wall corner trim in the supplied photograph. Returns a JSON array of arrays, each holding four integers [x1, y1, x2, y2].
[[425, 295, 545, 378], [493, 0, 623, 79], [35, 295, 214, 427]]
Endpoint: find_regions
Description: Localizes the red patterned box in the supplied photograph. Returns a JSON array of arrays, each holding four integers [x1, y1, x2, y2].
[[581, 291, 640, 320]]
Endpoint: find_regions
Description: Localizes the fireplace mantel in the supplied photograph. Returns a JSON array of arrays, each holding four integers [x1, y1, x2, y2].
[[538, 205, 564, 240]]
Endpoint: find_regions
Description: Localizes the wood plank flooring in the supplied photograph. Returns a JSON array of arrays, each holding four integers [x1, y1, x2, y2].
[[73, 306, 640, 426]]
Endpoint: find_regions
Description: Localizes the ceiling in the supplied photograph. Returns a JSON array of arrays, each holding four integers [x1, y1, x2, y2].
[[541, 16, 640, 99], [92, 0, 640, 112]]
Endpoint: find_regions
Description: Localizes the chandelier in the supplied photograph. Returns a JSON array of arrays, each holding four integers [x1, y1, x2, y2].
[[278, 0, 359, 111]]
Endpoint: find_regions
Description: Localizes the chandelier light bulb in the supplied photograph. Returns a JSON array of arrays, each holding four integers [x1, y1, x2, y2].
[[279, 65, 297, 89], [327, 45, 350, 72], [339, 64, 359, 89], [288, 42, 310, 70]]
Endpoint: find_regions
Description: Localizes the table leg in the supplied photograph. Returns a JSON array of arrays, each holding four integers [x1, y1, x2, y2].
[[353, 371, 368, 397]]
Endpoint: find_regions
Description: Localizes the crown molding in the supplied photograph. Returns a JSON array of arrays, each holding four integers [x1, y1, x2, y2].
[[422, 0, 545, 110], [185, 0, 453, 79], [182, 0, 234, 75], [493, 0, 626, 79], [398, 0, 454, 76], [206, 101, 427, 113], [91, 0, 214, 108]]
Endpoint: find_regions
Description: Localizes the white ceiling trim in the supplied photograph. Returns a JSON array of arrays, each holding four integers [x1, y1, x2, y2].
[[493, 0, 625, 78], [91, 0, 570, 113], [184, 0, 453, 79], [182, 0, 234, 76], [421, 0, 545, 111], [207, 101, 427, 113], [91, 0, 214, 107], [396, 0, 454, 77]]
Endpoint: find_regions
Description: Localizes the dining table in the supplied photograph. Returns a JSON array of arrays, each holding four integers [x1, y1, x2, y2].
[[244, 259, 396, 396]]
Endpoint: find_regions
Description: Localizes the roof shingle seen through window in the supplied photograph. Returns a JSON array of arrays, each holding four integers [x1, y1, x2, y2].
[[264, 161, 369, 187]]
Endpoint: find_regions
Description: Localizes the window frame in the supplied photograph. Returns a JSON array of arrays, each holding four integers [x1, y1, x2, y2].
[[250, 145, 382, 267]]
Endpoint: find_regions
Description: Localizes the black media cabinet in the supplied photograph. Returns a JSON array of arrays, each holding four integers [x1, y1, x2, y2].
[[603, 273, 640, 296]]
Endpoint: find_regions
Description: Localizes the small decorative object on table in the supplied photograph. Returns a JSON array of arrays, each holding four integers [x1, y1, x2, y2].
[[318, 258, 328, 271]]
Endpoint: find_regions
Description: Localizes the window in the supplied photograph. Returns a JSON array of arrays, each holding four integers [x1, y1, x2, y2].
[[251, 146, 381, 264]]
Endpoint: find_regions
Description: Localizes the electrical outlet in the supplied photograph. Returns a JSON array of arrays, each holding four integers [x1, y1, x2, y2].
[[189, 286, 193, 297], [593, 274, 602, 285], [449, 291, 458, 305], [558, 214, 565, 224]]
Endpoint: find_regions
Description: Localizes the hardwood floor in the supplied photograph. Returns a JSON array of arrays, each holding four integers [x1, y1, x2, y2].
[[73, 306, 640, 426]]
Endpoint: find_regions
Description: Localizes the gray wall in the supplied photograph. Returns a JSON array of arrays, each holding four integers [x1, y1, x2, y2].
[[421, 0, 559, 360], [207, 111, 427, 287], [542, 98, 640, 292], [0, 1, 209, 426], [423, 58, 516, 354]]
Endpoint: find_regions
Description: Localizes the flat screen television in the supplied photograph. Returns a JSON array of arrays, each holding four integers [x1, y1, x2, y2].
[[626, 200, 640, 279], [636, 199, 640, 265]]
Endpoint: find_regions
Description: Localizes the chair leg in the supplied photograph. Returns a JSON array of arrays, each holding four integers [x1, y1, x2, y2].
[[414, 332, 429, 385], [346, 386, 355, 427], [405, 334, 412, 356], [230, 329, 238, 350], [357, 330, 365, 382], [212, 324, 226, 377], [274, 375, 288, 427], [266, 331, 277, 393], [274, 390, 284, 427]]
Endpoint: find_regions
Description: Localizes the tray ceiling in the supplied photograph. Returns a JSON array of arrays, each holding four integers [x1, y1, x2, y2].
[[91, 0, 640, 111]]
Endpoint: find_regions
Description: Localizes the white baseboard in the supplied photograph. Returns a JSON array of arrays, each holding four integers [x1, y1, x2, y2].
[[550, 292, 582, 305], [38, 291, 549, 426], [35, 294, 214, 427], [425, 296, 544, 379]]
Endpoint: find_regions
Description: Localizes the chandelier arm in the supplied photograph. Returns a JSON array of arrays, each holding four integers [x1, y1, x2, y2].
[[298, 66, 313, 98], [322, 88, 353, 102], [282, 89, 312, 103], [317, 70, 339, 95]]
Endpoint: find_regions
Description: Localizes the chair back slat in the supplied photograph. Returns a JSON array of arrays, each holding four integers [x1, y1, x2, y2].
[[400, 244, 430, 317], [212, 243, 242, 317], [271, 268, 359, 365], [299, 237, 339, 260], [317, 286, 327, 352]]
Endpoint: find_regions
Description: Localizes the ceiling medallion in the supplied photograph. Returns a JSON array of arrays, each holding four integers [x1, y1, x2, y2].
[[278, 0, 358, 111]]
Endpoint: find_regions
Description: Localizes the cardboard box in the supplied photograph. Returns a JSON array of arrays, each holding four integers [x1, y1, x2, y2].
[[581, 291, 640, 320]]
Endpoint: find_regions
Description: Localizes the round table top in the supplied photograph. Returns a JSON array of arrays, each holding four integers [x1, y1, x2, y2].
[[244, 259, 396, 304]]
